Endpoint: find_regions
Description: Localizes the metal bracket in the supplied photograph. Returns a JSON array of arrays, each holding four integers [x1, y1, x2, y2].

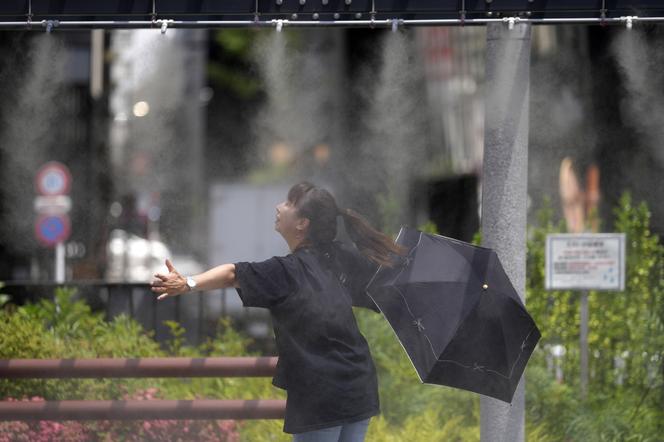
[[620, 15, 638, 30], [503, 16, 520, 30], [43, 19, 59, 33]]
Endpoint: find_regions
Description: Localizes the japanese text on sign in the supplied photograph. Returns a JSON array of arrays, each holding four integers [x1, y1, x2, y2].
[[545, 234, 626, 291]]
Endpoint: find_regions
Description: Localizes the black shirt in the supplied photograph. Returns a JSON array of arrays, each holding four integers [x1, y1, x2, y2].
[[234, 241, 380, 434]]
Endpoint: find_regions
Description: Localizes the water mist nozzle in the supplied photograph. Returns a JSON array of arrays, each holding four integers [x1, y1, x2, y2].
[[503, 16, 520, 30], [159, 19, 173, 34], [620, 16, 638, 30], [391, 18, 401, 32], [274, 19, 284, 32], [43, 20, 59, 33]]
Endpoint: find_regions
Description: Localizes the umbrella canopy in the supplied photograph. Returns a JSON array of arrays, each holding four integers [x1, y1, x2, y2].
[[366, 227, 541, 403]]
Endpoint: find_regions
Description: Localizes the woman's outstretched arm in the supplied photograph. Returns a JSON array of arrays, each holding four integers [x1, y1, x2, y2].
[[151, 259, 238, 300]]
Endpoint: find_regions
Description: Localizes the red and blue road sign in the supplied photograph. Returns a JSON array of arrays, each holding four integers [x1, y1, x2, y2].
[[34, 162, 72, 247], [35, 214, 71, 247], [35, 162, 72, 196]]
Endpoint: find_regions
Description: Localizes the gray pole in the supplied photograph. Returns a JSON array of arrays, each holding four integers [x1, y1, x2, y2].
[[480, 22, 531, 442], [580, 291, 589, 399]]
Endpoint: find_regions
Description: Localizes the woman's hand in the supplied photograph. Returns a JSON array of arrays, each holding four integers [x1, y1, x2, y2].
[[151, 259, 188, 300]]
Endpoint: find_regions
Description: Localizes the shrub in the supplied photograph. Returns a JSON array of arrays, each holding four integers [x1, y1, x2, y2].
[[0, 292, 273, 440], [525, 193, 664, 440]]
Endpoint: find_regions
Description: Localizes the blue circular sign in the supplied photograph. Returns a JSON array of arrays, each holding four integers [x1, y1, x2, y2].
[[35, 214, 71, 246], [35, 162, 72, 196]]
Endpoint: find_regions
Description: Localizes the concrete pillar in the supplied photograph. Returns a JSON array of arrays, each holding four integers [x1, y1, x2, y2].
[[480, 22, 531, 442]]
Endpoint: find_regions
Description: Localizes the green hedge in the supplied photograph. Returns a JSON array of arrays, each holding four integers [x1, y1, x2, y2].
[[523, 193, 664, 441]]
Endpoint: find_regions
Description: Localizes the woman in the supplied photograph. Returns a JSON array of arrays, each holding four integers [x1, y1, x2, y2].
[[151, 182, 403, 441]]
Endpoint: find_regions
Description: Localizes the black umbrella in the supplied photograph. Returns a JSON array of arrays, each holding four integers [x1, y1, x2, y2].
[[366, 227, 541, 403]]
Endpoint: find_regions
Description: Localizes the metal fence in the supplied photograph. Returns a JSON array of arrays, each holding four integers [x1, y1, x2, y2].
[[1, 282, 272, 348], [0, 356, 285, 421]]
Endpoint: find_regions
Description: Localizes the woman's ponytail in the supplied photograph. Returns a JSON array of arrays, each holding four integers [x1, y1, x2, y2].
[[287, 181, 405, 265], [340, 208, 405, 267]]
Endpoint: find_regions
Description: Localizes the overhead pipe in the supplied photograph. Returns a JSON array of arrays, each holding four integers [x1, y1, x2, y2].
[[0, 16, 659, 30]]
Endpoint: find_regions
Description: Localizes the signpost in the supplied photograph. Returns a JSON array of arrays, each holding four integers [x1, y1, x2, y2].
[[34, 162, 72, 283], [545, 233, 626, 398]]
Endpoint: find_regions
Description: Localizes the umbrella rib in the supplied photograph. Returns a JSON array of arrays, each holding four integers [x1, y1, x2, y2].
[[390, 231, 424, 285], [366, 290, 430, 383], [452, 240, 493, 287], [435, 358, 512, 379], [393, 285, 439, 359], [364, 228, 421, 290], [436, 325, 539, 380], [504, 326, 539, 379]]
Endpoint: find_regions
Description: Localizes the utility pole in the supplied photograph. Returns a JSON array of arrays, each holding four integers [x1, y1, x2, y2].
[[480, 22, 531, 442]]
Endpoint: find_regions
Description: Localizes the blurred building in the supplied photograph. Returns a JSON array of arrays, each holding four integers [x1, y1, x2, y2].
[[108, 29, 208, 261], [527, 25, 664, 234], [412, 27, 486, 240]]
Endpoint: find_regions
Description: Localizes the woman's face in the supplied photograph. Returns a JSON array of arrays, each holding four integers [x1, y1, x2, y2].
[[275, 199, 308, 243]]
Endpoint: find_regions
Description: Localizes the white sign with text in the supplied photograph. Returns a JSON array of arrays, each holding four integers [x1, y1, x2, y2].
[[546, 233, 626, 291]]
